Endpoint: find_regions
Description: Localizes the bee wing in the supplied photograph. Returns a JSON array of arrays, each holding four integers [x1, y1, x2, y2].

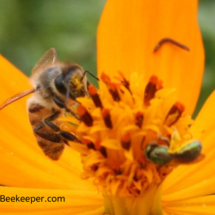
[[31, 48, 58, 74], [0, 89, 35, 110]]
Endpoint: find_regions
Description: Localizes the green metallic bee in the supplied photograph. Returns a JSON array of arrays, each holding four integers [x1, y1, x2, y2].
[[145, 140, 202, 166], [145, 143, 172, 166], [172, 141, 202, 163]]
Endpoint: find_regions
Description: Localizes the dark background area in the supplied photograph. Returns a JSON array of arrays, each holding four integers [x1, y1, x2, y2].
[[0, 0, 214, 117]]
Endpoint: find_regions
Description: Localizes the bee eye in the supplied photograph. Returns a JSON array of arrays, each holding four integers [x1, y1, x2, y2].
[[145, 143, 172, 166], [173, 141, 202, 163]]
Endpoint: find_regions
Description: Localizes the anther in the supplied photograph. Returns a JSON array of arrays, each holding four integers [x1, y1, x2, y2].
[[135, 111, 144, 128], [121, 132, 131, 150], [77, 105, 93, 127], [118, 71, 131, 92], [100, 146, 107, 158], [100, 72, 111, 84], [88, 84, 103, 108], [108, 83, 121, 101], [144, 75, 163, 106], [101, 108, 113, 129], [164, 102, 185, 126], [101, 72, 121, 102], [154, 38, 190, 52], [83, 139, 96, 150]]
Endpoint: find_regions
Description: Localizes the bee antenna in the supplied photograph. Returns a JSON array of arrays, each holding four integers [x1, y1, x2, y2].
[[81, 70, 99, 82]]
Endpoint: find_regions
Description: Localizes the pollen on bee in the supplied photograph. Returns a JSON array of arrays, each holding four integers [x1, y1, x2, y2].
[[77, 105, 93, 126]]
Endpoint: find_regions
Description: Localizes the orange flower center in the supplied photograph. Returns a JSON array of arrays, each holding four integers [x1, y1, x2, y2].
[[60, 72, 202, 197]]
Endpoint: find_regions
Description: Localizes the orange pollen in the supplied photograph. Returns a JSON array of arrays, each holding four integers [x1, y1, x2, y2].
[[77, 105, 93, 126], [101, 108, 113, 129], [144, 75, 163, 106]]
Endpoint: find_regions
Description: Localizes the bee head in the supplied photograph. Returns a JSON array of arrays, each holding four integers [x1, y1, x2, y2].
[[55, 64, 88, 102]]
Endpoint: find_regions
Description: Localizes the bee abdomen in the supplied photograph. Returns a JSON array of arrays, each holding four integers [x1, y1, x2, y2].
[[38, 140, 64, 160], [28, 103, 44, 113]]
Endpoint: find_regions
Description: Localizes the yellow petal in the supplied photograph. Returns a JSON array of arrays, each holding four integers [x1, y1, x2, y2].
[[97, 0, 204, 114], [190, 90, 215, 152], [0, 187, 103, 214], [162, 91, 215, 201], [163, 195, 215, 215]]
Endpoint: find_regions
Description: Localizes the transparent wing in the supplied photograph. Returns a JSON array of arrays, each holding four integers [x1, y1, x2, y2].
[[0, 89, 35, 110], [31, 48, 58, 74]]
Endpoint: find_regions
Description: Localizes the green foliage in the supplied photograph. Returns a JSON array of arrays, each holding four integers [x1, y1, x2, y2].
[[0, 0, 106, 85]]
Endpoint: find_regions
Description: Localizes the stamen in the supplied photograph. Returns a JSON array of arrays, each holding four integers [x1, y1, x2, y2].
[[61, 71, 202, 197], [164, 102, 185, 126], [100, 146, 107, 158], [101, 72, 121, 101], [144, 75, 163, 106], [77, 105, 93, 126], [101, 108, 113, 129], [135, 111, 144, 128], [118, 71, 132, 93], [88, 84, 103, 108], [83, 139, 95, 150], [154, 37, 190, 52], [108, 83, 121, 101], [113, 163, 122, 174], [101, 72, 111, 84], [121, 132, 131, 150]]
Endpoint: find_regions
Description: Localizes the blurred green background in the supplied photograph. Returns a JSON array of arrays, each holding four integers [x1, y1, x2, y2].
[[0, 0, 214, 117]]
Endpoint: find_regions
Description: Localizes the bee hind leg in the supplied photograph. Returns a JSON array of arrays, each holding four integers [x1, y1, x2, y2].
[[44, 119, 81, 143]]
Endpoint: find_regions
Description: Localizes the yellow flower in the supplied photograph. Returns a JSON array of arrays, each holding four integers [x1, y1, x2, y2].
[[1, 0, 215, 215]]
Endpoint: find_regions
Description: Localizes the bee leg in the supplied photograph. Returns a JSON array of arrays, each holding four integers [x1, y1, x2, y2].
[[44, 119, 59, 132], [33, 112, 63, 143], [33, 111, 60, 132], [53, 96, 80, 120], [44, 119, 81, 143], [34, 131, 62, 143], [33, 122, 44, 132]]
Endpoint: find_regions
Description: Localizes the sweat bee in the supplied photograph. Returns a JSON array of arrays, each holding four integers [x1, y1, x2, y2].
[[145, 140, 202, 166], [0, 48, 98, 160]]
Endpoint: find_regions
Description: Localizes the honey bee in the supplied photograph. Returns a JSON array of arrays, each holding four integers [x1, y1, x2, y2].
[[0, 48, 98, 160]]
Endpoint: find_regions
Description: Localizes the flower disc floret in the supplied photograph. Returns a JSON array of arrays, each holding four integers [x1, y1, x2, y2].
[[61, 72, 202, 197]]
